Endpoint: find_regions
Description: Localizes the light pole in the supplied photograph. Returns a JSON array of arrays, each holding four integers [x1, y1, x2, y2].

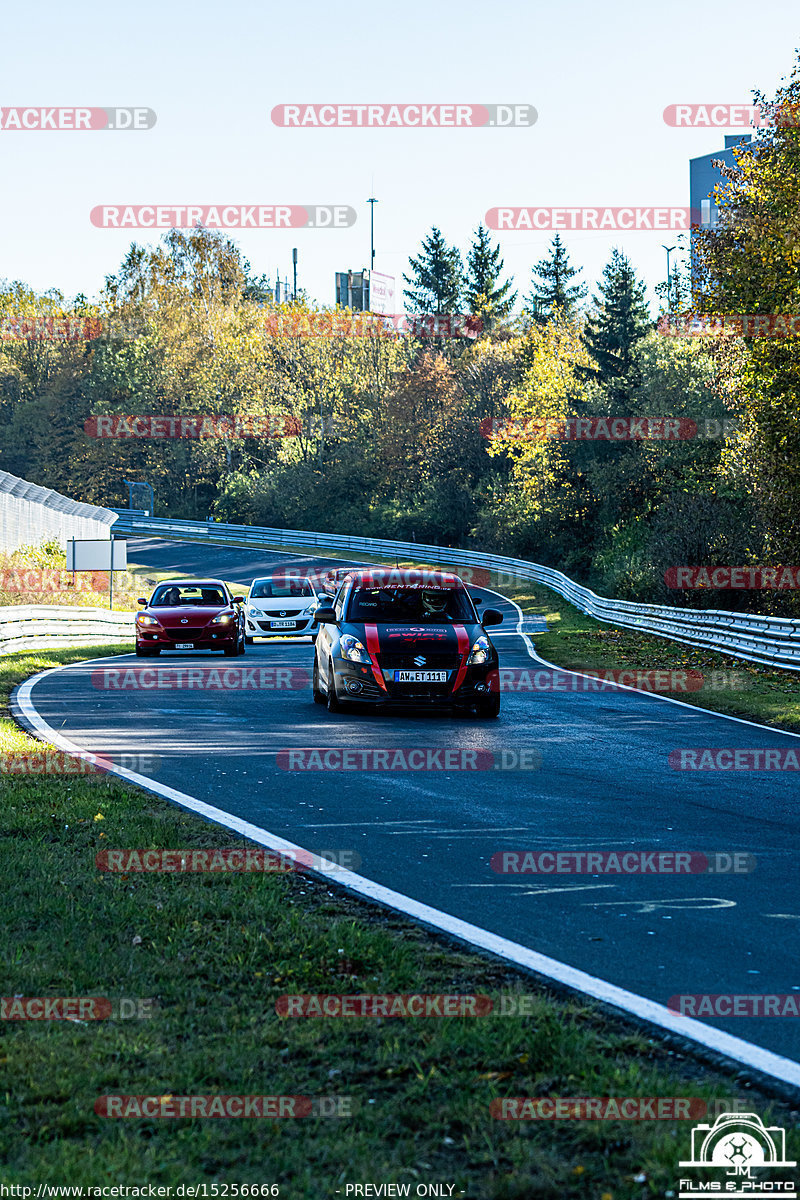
[[292, 248, 297, 300], [367, 197, 378, 271], [662, 244, 676, 313]]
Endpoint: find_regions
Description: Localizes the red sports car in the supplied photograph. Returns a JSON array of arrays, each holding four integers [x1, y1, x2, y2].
[[135, 579, 246, 657]]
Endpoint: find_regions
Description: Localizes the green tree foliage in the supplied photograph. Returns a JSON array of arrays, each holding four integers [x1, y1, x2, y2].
[[692, 59, 800, 563], [464, 225, 517, 324], [583, 249, 651, 400], [524, 235, 587, 321], [403, 227, 464, 315]]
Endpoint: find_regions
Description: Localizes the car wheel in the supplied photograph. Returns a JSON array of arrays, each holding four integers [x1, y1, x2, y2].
[[224, 639, 239, 657], [238, 631, 246, 655], [325, 658, 340, 712], [476, 694, 500, 719], [312, 656, 326, 704]]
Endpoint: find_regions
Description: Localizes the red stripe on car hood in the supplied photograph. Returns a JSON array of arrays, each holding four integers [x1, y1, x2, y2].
[[364, 624, 389, 692], [451, 624, 471, 693]]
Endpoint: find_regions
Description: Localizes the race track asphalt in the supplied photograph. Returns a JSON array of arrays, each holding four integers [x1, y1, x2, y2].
[[14, 539, 800, 1073]]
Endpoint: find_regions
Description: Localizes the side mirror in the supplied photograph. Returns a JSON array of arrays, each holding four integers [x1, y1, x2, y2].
[[481, 608, 503, 627], [314, 606, 337, 625], [137, 597, 148, 606], [233, 596, 245, 604]]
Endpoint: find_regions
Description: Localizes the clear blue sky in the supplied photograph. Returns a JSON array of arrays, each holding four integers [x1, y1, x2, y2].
[[1, 0, 797, 313]]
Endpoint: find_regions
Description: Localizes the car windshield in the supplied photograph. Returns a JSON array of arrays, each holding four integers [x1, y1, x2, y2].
[[151, 585, 227, 607], [250, 580, 314, 599], [346, 586, 474, 623]]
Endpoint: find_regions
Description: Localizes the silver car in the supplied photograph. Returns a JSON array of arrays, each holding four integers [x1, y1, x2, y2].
[[244, 575, 329, 643]]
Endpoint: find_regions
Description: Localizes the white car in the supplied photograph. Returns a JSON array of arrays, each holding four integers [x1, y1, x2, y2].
[[244, 575, 328, 643]]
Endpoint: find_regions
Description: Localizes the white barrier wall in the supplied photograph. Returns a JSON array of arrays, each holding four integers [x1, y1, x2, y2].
[[0, 470, 117, 552]]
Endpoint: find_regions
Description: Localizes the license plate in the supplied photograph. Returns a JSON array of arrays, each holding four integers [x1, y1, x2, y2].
[[270, 620, 296, 629], [174, 643, 194, 650], [393, 670, 448, 683]]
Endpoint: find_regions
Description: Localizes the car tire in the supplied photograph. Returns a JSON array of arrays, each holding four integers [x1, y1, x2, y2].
[[224, 639, 239, 658], [238, 631, 246, 655], [476, 694, 500, 719], [135, 644, 160, 657], [312, 656, 326, 704], [325, 658, 340, 712]]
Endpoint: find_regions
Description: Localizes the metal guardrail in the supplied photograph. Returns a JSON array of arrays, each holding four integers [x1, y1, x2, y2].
[[110, 513, 800, 673], [0, 606, 135, 656]]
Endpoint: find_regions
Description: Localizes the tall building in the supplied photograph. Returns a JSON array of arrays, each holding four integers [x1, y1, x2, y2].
[[690, 134, 752, 229]]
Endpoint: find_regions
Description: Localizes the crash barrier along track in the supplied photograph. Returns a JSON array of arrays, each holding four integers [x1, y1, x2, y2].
[[108, 513, 800, 671], [0, 605, 134, 655]]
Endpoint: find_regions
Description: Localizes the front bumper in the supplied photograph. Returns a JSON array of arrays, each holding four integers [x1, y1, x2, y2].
[[246, 615, 315, 637], [136, 625, 239, 650], [332, 659, 498, 707]]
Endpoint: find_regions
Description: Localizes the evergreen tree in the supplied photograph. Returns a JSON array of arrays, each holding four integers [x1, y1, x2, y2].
[[583, 249, 651, 397], [464, 224, 517, 324], [403, 227, 464, 315], [525, 234, 587, 320]]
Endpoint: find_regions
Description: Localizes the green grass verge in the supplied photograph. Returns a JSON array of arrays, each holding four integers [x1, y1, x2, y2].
[[1, 645, 798, 1196]]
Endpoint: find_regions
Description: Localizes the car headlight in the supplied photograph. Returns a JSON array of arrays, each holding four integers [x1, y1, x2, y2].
[[248, 605, 263, 616], [209, 611, 234, 626], [136, 614, 160, 627], [467, 634, 493, 665], [339, 634, 372, 664]]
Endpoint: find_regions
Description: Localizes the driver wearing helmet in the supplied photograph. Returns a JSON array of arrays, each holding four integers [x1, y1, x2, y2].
[[420, 589, 449, 618]]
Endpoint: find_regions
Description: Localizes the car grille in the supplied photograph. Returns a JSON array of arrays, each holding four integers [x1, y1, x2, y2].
[[378, 653, 460, 671], [257, 608, 302, 617], [164, 628, 204, 640]]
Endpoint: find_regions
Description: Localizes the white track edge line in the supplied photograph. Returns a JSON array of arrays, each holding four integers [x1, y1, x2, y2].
[[13, 659, 800, 1091]]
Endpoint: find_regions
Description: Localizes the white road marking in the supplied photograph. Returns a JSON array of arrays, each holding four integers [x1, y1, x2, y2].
[[584, 898, 737, 913]]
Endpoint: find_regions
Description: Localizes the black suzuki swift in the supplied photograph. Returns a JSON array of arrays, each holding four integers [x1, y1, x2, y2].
[[311, 569, 503, 717]]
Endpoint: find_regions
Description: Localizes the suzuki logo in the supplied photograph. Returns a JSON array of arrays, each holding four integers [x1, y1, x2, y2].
[[413, 655, 426, 666]]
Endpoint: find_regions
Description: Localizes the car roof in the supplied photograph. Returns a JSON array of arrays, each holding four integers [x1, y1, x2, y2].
[[152, 579, 228, 589], [343, 569, 466, 588]]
